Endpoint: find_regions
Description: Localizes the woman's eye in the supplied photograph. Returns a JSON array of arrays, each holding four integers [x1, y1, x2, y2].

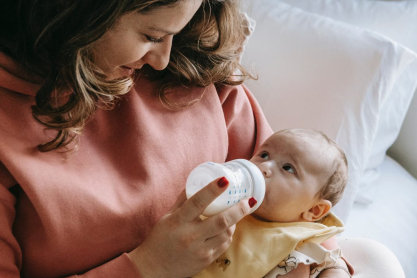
[[282, 164, 295, 174], [260, 152, 269, 159], [145, 35, 164, 43]]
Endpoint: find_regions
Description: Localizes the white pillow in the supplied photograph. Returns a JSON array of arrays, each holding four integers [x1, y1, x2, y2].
[[274, 0, 417, 204], [241, 0, 417, 221]]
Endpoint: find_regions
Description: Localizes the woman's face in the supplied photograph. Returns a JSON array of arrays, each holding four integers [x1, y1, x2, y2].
[[92, 0, 203, 80]]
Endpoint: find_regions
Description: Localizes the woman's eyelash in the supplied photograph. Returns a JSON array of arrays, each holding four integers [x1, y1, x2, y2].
[[145, 35, 164, 43]]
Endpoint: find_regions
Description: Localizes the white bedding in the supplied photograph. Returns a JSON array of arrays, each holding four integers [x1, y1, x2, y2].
[[241, 1, 417, 276], [343, 155, 417, 278]]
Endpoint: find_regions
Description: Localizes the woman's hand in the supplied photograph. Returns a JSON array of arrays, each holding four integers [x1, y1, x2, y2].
[[129, 177, 254, 278]]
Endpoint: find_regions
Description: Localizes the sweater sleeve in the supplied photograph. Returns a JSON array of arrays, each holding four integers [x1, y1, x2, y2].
[[217, 84, 273, 161], [0, 153, 142, 277], [0, 182, 21, 277], [0, 182, 142, 278], [70, 254, 142, 278]]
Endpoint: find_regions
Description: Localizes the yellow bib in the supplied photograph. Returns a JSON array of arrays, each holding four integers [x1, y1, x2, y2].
[[194, 213, 344, 278]]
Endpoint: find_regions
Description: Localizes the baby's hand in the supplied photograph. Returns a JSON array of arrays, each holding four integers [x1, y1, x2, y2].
[[317, 259, 351, 278], [318, 268, 350, 278]]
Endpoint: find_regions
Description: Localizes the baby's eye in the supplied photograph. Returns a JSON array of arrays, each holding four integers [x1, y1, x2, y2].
[[260, 151, 269, 159], [282, 164, 295, 174]]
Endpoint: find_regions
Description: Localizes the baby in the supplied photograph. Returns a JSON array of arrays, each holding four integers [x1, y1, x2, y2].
[[194, 129, 351, 278]]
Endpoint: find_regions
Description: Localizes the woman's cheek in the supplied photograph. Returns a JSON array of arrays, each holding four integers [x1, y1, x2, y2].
[[122, 45, 148, 66]]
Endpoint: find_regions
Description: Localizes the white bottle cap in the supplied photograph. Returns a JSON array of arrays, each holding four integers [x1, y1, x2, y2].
[[186, 159, 265, 216]]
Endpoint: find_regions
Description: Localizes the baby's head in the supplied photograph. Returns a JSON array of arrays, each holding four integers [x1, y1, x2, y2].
[[250, 129, 348, 223]]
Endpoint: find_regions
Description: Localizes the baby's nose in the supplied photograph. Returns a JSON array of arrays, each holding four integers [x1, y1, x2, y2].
[[263, 169, 272, 178], [259, 164, 272, 178]]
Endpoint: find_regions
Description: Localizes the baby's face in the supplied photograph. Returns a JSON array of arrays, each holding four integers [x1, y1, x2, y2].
[[250, 132, 332, 223]]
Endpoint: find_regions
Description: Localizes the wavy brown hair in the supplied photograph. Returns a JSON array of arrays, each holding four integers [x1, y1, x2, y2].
[[0, 0, 252, 152]]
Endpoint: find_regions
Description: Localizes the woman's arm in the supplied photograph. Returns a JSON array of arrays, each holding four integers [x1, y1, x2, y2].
[[0, 177, 253, 278], [0, 180, 143, 278]]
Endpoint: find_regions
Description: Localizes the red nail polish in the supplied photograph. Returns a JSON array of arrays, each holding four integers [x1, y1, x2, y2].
[[217, 177, 229, 188], [248, 197, 257, 208]]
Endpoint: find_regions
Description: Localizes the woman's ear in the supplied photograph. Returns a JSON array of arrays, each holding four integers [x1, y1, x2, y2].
[[302, 199, 332, 222]]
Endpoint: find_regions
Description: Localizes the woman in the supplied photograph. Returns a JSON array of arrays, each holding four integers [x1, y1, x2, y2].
[[0, 0, 403, 277]]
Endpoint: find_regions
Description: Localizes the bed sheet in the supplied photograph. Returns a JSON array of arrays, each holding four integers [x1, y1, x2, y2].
[[343, 155, 417, 278]]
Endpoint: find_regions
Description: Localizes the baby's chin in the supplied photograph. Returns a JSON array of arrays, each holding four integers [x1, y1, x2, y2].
[[251, 205, 301, 223], [250, 212, 270, 222], [251, 205, 273, 222]]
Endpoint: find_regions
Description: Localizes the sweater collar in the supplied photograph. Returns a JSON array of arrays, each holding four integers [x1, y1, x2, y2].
[[0, 52, 41, 96]]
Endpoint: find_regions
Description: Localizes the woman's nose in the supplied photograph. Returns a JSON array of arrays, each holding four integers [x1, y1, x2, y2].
[[143, 37, 173, 71]]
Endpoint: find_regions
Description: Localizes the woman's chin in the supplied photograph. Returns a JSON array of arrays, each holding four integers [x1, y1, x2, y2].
[[105, 67, 135, 81]]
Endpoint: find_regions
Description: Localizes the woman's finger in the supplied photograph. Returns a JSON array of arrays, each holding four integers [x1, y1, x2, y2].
[[201, 197, 253, 239], [207, 232, 236, 262], [204, 225, 235, 247], [169, 189, 187, 213], [179, 177, 230, 222]]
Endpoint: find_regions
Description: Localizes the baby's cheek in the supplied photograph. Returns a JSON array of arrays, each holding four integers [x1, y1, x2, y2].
[[253, 201, 278, 221], [251, 205, 268, 220]]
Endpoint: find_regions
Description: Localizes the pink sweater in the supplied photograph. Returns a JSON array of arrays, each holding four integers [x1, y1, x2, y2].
[[0, 53, 273, 278]]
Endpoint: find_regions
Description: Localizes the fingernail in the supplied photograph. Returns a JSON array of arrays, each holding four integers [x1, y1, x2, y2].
[[248, 197, 257, 208], [217, 177, 229, 188]]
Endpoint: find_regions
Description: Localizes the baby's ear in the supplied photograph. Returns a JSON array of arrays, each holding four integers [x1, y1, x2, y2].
[[302, 199, 332, 222]]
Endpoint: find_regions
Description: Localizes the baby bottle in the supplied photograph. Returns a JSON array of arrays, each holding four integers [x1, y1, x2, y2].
[[186, 159, 265, 216]]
